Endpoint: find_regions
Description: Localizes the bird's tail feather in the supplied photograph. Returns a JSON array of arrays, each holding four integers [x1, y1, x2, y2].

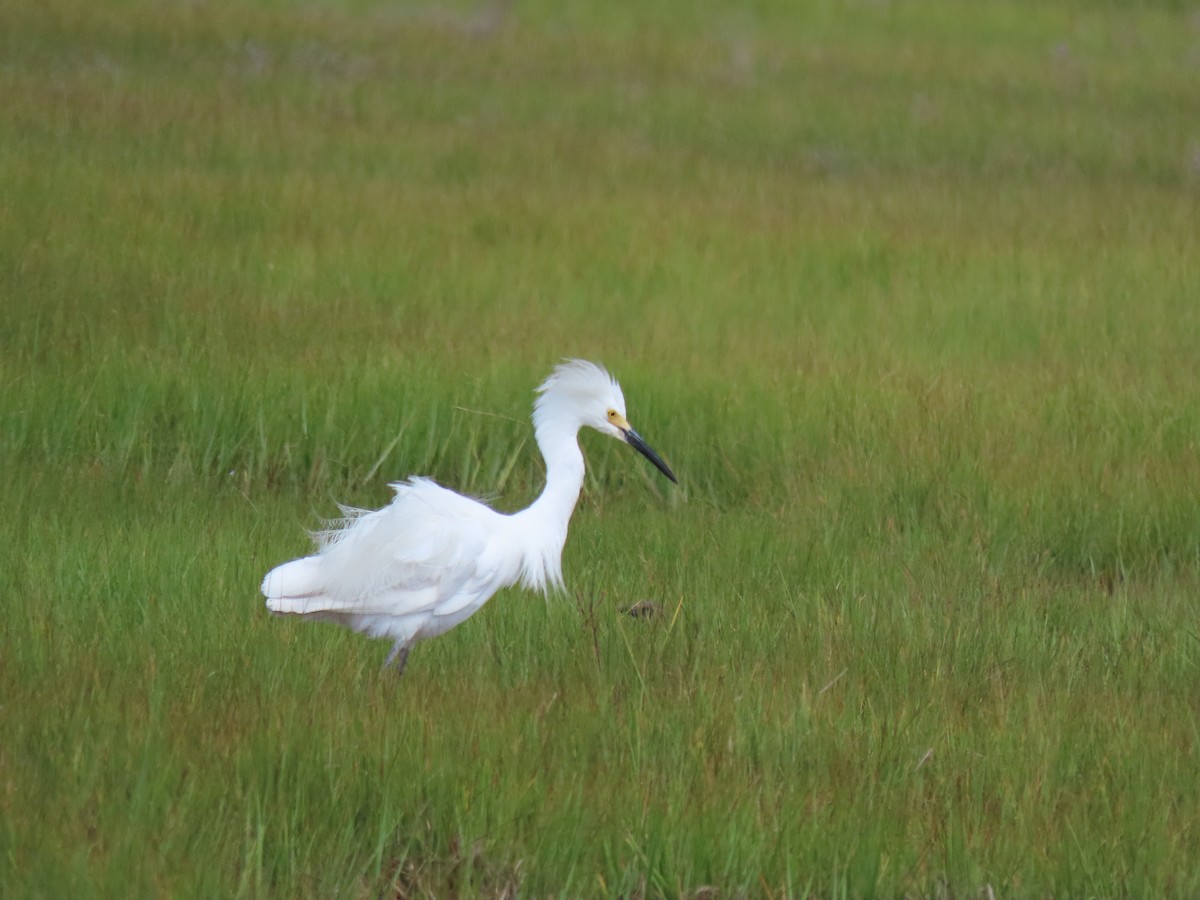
[[261, 556, 351, 617], [262, 557, 429, 622], [261, 556, 327, 608]]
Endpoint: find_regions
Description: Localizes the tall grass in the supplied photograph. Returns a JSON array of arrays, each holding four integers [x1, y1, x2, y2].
[[3, 0, 1199, 896]]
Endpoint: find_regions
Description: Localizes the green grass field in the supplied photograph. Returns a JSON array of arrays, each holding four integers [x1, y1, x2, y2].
[[3, 1, 1200, 896]]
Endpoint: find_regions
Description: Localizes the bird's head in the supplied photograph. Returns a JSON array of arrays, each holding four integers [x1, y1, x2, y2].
[[534, 359, 677, 483]]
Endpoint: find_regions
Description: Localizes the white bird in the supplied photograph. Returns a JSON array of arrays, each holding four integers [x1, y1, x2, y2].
[[261, 359, 677, 675]]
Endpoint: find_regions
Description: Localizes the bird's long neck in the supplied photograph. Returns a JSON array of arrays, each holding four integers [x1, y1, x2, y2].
[[528, 420, 585, 529], [512, 419, 585, 593]]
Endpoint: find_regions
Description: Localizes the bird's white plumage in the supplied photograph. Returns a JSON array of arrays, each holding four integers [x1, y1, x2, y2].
[[263, 478, 515, 646], [261, 359, 676, 673]]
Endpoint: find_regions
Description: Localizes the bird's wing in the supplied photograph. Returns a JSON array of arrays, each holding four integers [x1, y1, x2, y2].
[[263, 478, 514, 620]]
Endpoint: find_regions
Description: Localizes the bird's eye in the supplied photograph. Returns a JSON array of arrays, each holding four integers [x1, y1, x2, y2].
[[607, 409, 618, 420]]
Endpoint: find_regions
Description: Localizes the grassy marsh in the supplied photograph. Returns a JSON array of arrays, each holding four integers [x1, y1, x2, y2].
[[2, 1, 1199, 896]]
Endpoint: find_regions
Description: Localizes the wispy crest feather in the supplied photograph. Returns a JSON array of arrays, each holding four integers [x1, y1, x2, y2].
[[533, 359, 624, 439]]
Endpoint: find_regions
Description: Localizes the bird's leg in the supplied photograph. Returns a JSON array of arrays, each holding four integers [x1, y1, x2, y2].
[[382, 640, 410, 676]]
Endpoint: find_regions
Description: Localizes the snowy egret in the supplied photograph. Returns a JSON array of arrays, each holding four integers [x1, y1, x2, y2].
[[261, 359, 676, 675]]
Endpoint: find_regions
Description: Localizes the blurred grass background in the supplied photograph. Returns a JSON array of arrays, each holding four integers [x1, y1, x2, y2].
[[2, 1, 1199, 896]]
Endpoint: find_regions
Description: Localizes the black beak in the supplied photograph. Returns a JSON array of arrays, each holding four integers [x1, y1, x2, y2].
[[623, 428, 677, 483]]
